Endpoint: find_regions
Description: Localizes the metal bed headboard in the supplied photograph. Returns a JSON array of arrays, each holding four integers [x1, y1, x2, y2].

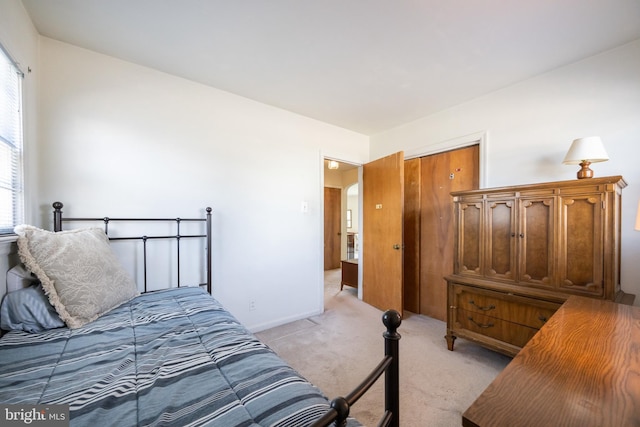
[[52, 201, 212, 294]]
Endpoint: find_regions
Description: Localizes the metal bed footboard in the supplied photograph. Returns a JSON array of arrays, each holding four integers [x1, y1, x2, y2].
[[52, 201, 212, 294], [312, 309, 401, 427]]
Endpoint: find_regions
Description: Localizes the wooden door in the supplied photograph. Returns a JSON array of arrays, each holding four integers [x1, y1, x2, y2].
[[403, 158, 421, 313], [419, 145, 479, 320], [324, 187, 341, 270], [363, 152, 404, 314]]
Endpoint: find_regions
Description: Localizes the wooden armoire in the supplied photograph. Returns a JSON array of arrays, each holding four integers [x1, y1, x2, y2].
[[445, 175, 634, 356]]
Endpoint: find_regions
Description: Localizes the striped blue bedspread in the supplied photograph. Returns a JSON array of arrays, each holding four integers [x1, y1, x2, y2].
[[0, 287, 358, 426]]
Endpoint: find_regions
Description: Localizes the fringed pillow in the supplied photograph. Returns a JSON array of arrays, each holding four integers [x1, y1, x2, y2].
[[14, 225, 139, 329]]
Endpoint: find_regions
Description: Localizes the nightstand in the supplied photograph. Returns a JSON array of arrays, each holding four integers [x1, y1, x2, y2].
[[340, 259, 358, 290]]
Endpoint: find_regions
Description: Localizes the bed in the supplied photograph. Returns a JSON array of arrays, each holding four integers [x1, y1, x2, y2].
[[0, 202, 401, 427]]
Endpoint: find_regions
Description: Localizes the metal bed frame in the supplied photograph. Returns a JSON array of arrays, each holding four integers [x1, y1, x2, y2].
[[52, 201, 212, 294], [51, 201, 400, 427], [313, 309, 401, 427]]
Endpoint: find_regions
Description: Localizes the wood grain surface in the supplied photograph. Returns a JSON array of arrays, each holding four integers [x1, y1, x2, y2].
[[463, 295, 640, 427]]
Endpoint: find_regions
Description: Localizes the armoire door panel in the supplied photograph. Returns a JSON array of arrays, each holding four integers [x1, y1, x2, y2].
[[560, 195, 603, 296], [457, 201, 483, 276], [486, 200, 515, 280], [519, 197, 554, 287]]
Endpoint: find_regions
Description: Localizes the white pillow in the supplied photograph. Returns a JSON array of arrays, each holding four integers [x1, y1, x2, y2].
[[14, 225, 139, 329]]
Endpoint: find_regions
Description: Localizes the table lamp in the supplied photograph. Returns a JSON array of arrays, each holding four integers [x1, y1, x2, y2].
[[562, 136, 609, 179]]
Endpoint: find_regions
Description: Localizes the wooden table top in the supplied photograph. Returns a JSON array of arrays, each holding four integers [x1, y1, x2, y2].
[[462, 295, 640, 427]]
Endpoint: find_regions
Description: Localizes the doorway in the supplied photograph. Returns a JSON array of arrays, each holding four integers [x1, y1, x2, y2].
[[323, 158, 361, 312], [323, 159, 360, 267]]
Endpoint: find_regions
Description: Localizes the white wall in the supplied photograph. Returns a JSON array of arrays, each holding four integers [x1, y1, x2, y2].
[[0, 0, 369, 332], [33, 37, 368, 331], [371, 39, 640, 304]]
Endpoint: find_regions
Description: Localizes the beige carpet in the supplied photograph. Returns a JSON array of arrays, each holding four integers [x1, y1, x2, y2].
[[256, 269, 511, 426]]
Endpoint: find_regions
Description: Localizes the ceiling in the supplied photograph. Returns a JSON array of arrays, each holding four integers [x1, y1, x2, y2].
[[21, 0, 640, 135]]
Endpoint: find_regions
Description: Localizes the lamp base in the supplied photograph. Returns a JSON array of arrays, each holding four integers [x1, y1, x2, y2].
[[577, 161, 594, 179]]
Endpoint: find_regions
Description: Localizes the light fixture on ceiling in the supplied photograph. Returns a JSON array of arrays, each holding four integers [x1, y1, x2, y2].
[[328, 160, 339, 170], [562, 136, 609, 179]]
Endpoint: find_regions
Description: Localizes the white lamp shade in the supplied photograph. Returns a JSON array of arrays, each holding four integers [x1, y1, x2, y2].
[[636, 200, 640, 231], [562, 136, 609, 165]]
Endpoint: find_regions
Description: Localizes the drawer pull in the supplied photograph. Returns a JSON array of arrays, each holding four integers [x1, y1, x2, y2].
[[538, 315, 548, 323], [468, 317, 494, 329], [469, 300, 496, 311]]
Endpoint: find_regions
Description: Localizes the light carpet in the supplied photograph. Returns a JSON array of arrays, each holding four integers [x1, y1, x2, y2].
[[256, 269, 511, 426]]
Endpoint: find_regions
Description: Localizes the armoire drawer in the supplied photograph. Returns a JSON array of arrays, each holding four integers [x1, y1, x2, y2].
[[446, 282, 562, 355], [455, 310, 539, 349], [453, 285, 560, 329]]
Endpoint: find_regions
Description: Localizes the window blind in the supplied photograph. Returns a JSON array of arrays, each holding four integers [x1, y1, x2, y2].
[[0, 45, 24, 234]]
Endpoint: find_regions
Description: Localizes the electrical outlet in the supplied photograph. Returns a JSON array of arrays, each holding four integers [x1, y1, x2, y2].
[[249, 301, 256, 311]]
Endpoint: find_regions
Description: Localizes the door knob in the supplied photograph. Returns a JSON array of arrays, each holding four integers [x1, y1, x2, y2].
[[393, 244, 401, 250]]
